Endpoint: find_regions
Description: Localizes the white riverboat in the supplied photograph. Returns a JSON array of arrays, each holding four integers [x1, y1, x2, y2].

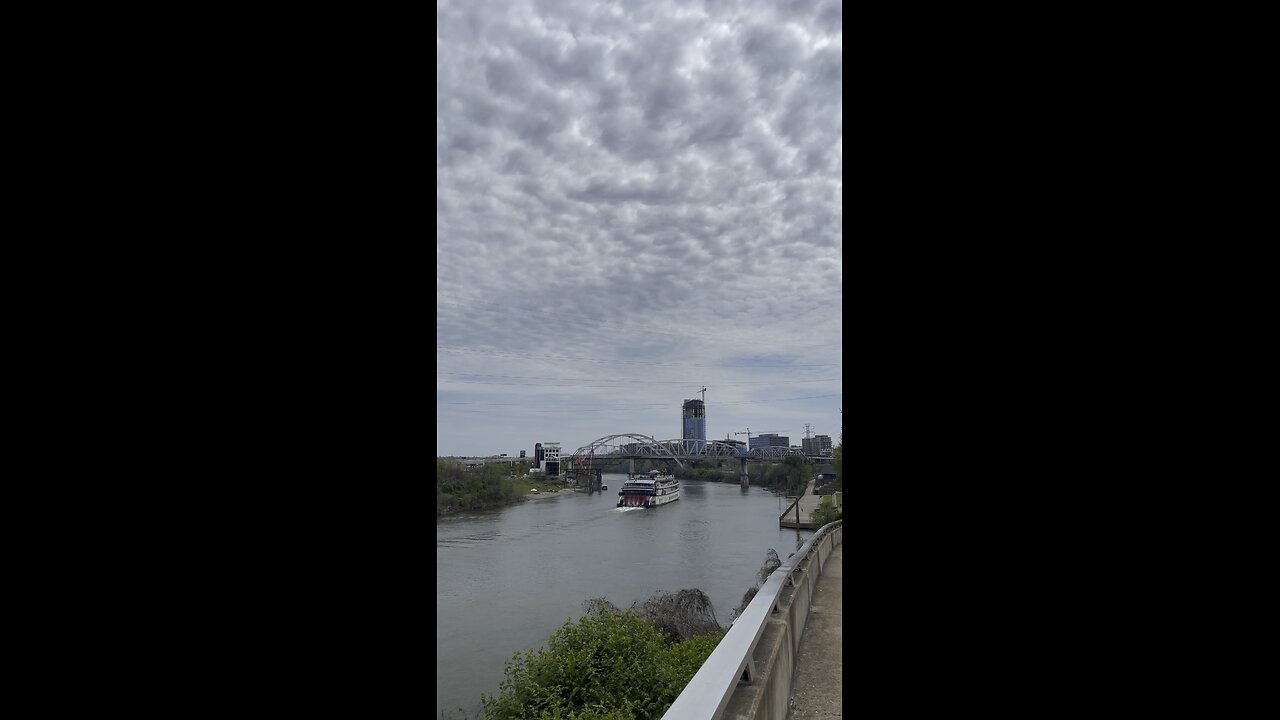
[[617, 469, 680, 508]]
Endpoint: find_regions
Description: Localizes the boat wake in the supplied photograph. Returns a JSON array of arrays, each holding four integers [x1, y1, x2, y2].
[[615, 506, 644, 512]]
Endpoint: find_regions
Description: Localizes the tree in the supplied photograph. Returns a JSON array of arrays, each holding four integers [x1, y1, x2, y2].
[[480, 609, 723, 720], [731, 549, 781, 620], [811, 496, 842, 527], [436, 458, 522, 516]]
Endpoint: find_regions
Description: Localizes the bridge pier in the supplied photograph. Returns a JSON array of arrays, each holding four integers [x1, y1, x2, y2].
[[739, 457, 749, 488], [629, 458, 635, 475]]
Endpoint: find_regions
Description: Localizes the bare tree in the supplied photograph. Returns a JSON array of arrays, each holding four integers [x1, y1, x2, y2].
[[732, 549, 781, 620], [632, 589, 721, 642], [582, 596, 621, 616]]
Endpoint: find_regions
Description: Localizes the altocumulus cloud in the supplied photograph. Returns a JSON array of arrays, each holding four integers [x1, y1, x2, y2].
[[438, 0, 842, 457]]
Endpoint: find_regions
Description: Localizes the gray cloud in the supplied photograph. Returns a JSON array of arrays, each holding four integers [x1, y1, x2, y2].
[[438, 0, 842, 457]]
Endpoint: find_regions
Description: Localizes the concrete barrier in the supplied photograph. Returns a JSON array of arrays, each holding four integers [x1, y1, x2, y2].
[[661, 521, 843, 720]]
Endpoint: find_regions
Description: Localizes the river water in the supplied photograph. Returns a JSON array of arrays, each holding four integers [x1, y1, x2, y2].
[[436, 474, 812, 718]]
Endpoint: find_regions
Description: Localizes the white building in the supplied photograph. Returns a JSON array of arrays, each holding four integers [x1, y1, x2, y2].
[[540, 442, 561, 477]]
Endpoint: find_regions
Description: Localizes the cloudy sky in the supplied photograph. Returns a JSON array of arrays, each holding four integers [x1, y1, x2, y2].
[[437, 0, 841, 458]]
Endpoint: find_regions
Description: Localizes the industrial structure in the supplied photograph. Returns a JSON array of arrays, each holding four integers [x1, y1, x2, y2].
[[719, 436, 746, 450]]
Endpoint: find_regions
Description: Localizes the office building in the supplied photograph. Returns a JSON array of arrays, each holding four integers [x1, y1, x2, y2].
[[802, 434, 834, 456], [750, 433, 789, 450]]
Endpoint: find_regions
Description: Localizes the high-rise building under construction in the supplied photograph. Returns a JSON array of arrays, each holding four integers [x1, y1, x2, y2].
[[682, 398, 706, 450]]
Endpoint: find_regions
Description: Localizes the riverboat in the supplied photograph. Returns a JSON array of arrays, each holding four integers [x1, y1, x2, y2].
[[617, 469, 680, 508]]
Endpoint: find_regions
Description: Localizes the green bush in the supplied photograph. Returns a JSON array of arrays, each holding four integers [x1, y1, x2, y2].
[[811, 501, 842, 527], [807, 495, 837, 526], [436, 460, 525, 516], [481, 611, 724, 720]]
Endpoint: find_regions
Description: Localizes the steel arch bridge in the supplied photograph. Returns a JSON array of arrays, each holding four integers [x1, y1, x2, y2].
[[569, 434, 813, 466]]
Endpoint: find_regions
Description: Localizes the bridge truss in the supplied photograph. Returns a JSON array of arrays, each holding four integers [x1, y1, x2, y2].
[[569, 434, 813, 466]]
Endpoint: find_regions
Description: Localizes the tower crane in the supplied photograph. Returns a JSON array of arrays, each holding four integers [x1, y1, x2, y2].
[[735, 429, 788, 437]]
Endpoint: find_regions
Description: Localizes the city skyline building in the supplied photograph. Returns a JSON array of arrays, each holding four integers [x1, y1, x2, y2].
[[682, 398, 706, 452], [749, 433, 790, 450], [802, 434, 833, 456], [540, 442, 561, 476]]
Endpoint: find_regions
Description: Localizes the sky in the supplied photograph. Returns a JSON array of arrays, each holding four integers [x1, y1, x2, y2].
[[437, 0, 841, 459]]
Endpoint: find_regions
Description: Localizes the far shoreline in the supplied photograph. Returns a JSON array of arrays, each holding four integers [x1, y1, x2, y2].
[[522, 486, 615, 502], [522, 489, 566, 502]]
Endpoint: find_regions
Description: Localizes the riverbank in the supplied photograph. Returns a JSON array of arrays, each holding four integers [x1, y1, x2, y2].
[[522, 489, 567, 502], [436, 483, 575, 517], [524, 487, 620, 502]]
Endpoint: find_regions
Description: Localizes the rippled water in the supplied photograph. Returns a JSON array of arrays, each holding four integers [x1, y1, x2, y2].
[[436, 475, 812, 718]]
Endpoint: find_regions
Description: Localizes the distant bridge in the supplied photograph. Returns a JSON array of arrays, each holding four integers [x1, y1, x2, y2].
[[568, 433, 833, 485]]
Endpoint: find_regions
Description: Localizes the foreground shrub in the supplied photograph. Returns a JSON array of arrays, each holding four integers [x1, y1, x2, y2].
[[481, 610, 724, 720], [811, 497, 843, 527]]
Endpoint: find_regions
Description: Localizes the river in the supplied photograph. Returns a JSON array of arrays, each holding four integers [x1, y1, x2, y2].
[[435, 474, 812, 718]]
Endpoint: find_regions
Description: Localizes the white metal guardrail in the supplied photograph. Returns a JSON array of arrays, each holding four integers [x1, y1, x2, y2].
[[661, 520, 843, 720]]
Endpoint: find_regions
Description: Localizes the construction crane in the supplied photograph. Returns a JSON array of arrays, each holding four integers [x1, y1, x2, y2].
[[736, 429, 789, 437]]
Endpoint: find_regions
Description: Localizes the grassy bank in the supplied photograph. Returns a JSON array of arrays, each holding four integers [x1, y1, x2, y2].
[[437, 459, 536, 516], [812, 493, 843, 526]]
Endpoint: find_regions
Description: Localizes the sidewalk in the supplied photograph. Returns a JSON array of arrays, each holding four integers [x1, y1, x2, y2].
[[780, 479, 824, 528], [787, 540, 842, 719]]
